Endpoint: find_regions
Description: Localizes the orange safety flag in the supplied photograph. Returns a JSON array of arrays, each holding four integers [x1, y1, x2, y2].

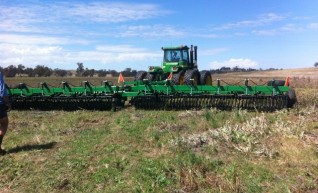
[[284, 77, 290, 86], [118, 73, 125, 83], [167, 72, 173, 80]]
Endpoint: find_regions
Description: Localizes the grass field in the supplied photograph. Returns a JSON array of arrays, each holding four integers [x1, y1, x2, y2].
[[1, 68, 318, 192]]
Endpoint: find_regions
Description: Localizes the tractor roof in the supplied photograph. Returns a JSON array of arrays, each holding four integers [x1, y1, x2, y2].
[[161, 45, 189, 50]]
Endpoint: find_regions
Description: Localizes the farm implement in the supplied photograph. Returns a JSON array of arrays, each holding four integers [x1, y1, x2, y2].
[[5, 45, 296, 111], [6, 78, 296, 111]]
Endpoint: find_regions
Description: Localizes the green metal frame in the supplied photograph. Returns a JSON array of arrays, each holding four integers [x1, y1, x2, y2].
[[7, 79, 290, 98]]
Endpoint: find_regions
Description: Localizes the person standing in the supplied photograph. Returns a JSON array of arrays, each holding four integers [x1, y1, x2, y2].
[[0, 72, 10, 155]]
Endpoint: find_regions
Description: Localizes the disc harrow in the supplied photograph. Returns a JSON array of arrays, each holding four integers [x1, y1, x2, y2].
[[6, 78, 296, 111], [131, 94, 289, 111], [10, 95, 116, 111]]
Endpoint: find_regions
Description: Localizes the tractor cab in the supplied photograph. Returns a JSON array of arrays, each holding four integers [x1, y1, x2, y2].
[[148, 45, 197, 74], [161, 45, 196, 73], [163, 47, 189, 63]]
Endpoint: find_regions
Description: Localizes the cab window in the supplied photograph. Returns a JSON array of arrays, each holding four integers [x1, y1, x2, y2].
[[164, 50, 181, 62]]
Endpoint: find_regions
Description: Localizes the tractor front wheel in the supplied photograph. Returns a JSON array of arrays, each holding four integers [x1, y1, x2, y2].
[[172, 70, 185, 85], [135, 71, 147, 81]]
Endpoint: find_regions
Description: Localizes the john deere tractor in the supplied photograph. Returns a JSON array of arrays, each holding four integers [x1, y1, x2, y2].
[[135, 45, 212, 85]]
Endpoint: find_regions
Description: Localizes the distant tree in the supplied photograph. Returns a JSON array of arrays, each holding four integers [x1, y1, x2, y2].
[[34, 65, 52, 77], [3, 65, 18, 77], [314, 62, 318, 67], [82, 68, 95, 77], [17, 64, 25, 76], [131, 70, 137, 76], [24, 68, 35, 77], [232, 66, 239, 71], [53, 68, 68, 77], [96, 69, 108, 77], [109, 70, 118, 76], [76, 62, 84, 76]]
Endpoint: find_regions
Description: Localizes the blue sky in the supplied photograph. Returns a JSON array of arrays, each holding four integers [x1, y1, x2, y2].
[[0, 0, 318, 71]]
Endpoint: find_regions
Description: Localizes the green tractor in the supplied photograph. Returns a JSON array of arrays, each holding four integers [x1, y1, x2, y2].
[[135, 45, 212, 85]]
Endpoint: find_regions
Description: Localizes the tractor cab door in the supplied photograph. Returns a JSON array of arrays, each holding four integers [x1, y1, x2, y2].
[[163, 49, 189, 65]]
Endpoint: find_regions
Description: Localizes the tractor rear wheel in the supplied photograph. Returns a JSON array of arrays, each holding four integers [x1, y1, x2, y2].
[[172, 70, 185, 85], [184, 69, 199, 85], [135, 71, 147, 81], [199, 70, 212, 85]]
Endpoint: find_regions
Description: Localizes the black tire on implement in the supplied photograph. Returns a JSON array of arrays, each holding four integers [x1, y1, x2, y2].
[[267, 80, 285, 86], [135, 71, 147, 81], [172, 70, 185, 85], [184, 69, 200, 85], [199, 70, 212, 85], [286, 89, 297, 108]]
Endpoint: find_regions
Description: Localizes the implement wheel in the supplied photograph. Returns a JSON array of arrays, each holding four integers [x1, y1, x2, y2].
[[135, 71, 147, 81], [184, 69, 199, 85], [200, 70, 212, 85], [172, 70, 185, 85]]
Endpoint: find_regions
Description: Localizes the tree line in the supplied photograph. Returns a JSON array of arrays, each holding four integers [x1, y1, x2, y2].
[[0, 63, 138, 77], [0, 64, 71, 77], [2, 62, 316, 78]]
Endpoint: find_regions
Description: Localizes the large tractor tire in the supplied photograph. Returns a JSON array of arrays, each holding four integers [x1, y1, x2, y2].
[[145, 73, 155, 81], [135, 71, 147, 81], [267, 80, 285, 86], [184, 69, 200, 85], [286, 89, 297, 108], [172, 70, 185, 85], [199, 70, 212, 85], [145, 73, 160, 81]]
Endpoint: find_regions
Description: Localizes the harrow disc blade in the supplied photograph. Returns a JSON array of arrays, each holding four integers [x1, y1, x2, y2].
[[10, 95, 119, 111], [131, 94, 289, 111]]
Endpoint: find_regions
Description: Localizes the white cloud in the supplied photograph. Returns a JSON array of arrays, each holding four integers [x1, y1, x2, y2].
[[0, 34, 67, 45], [0, 34, 90, 46], [0, 43, 66, 66], [209, 58, 258, 69], [307, 23, 318, 29], [67, 2, 168, 23], [0, 43, 161, 69], [76, 45, 161, 64], [195, 33, 219, 38], [200, 48, 228, 56], [280, 24, 302, 32], [115, 25, 184, 38], [0, 2, 169, 32], [217, 13, 285, 30], [252, 29, 277, 36]]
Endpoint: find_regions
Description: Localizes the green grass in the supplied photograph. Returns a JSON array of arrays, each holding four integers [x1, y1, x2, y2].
[[1, 75, 318, 192], [1, 105, 317, 192]]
